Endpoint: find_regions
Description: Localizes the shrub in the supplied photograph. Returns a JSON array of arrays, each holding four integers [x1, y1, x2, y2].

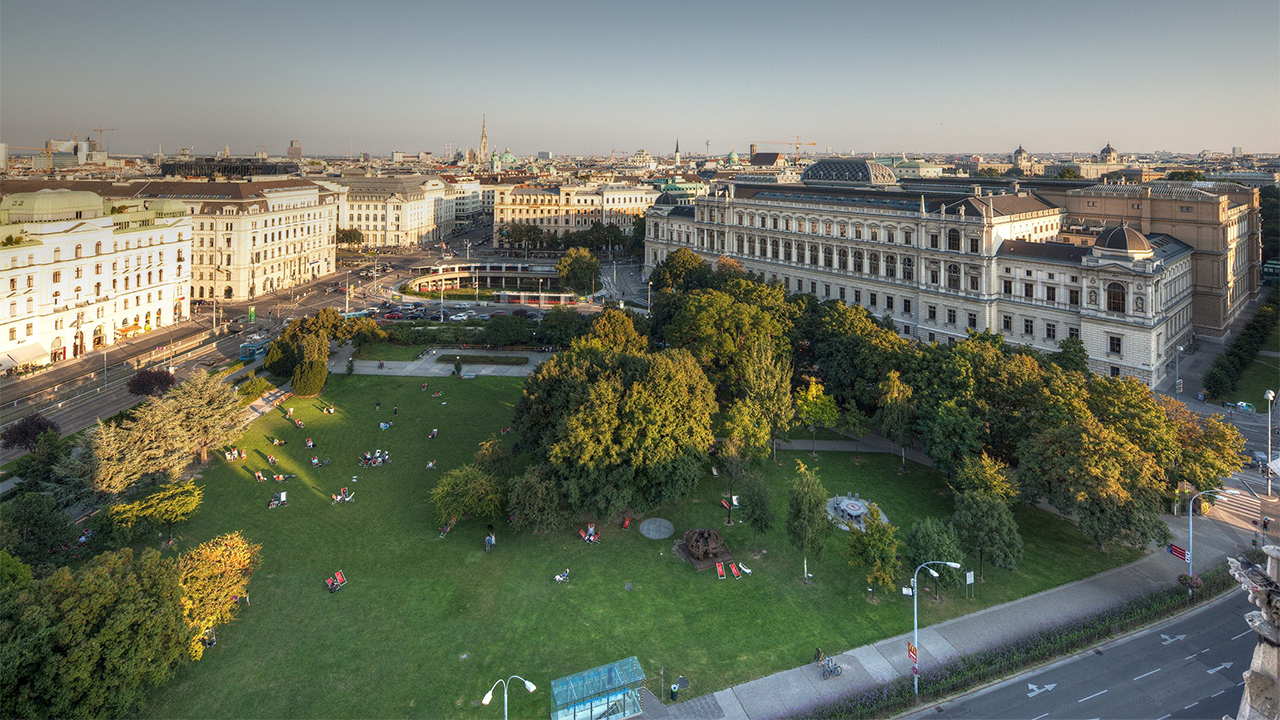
[[127, 368, 176, 396], [1, 412, 60, 452], [290, 360, 328, 397]]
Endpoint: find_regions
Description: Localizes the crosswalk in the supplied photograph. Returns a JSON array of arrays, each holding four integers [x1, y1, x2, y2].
[[1202, 482, 1278, 538]]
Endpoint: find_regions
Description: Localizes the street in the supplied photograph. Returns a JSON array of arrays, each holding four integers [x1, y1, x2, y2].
[[911, 594, 1257, 720]]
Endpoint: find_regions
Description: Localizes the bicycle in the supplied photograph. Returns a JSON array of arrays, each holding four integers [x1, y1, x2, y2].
[[820, 655, 842, 680]]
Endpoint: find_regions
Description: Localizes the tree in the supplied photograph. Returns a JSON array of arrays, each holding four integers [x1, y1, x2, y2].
[[0, 548, 186, 718], [169, 371, 243, 464], [474, 438, 516, 479], [507, 464, 572, 535], [794, 376, 839, 455], [336, 227, 364, 247], [291, 360, 328, 397], [178, 532, 262, 660], [648, 247, 711, 293], [0, 548, 33, 590], [876, 370, 915, 468], [975, 167, 1002, 178], [556, 246, 601, 295], [1, 412, 59, 452], [951, 491, 1023, 581], [845, 502, 899, 599], [714, 254, 745, 277], [110, 480, 204, 540], [503, 222, 544, 253], [952, 452, 1019, 502], [263, 338, 297, 377], [539, 306, 588, 347], [1157, 397, 1246, 492], [127, 368, 176, 396], [582, 308, 647, 354], [346, 356, 355, 376], [429, 465, 506, 525], [664, 290, 783, 396], [1165, 170, 1205, 182], [123, 395, 192, 483], [921, 399, 983, 476], [0, 492, 74, 564], [1050, 336, 1090, 375], [740, 340, 796, 461], [10, 430, 68, 494], [1055, 168, 1083, 179], [83, 419, 141, 496], [902, 517, 965, 598], [784, 461, 833, 583], [1201, 364, 1233, 399], [738, 473, 776, 552], [482, 315, 532, 346]]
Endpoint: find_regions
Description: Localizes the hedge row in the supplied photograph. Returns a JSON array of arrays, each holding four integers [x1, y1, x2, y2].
[[1204, 285, 1279, 398], [799, 551, 1260, 719]]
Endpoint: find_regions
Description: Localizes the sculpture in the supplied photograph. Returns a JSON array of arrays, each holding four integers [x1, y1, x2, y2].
[[682, 528, 728, 561], [1227, 545, 1280, 720]]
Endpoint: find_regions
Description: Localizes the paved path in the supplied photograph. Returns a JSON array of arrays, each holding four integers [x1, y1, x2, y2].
[[332, 344, 552, 378]]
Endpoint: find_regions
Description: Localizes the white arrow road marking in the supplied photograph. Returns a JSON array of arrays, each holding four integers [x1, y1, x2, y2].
[[1025, 683, 1057, 697], [1133, 668, 1161, 680], [1077, 690, 1108, 703], [1159, 633, 1186, 645], [1207, 662, 1234, 674]]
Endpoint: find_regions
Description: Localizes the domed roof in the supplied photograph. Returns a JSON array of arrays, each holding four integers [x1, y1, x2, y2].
[[655, 191, 678, 206], [0, 188, 104, 222], [800, 158, 897, 186], [727, 149, 739, 163], [146, 199, 188, 216], [1094, 224, 1151, 254], [499, 148, 518, 164], [1013, 145, 1028, 159]]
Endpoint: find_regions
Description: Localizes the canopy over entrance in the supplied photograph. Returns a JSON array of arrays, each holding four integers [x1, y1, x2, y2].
[[550, 656, 645, 720]]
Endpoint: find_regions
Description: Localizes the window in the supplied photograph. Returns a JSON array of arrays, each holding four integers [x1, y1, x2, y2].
[[904, 230, 913, 245], [1110, 366, 1121, 377], [823, 283, 831, 298], [968, 276, 978, 291], [1180, 205, 1193, 213], [930, 269, 940, 284], [869, 292, 877, 307], [967, 312, 977, 329], [1023, 283, 1033, 298], [927, 305, 937, 321], [1047, 273, 1055, 280], [52, 271, 62, 283], [1070, 275, 1078, 283], [903, 299, 911, 314], [1069, 289, 1080, 305], [1108, 336, 1122, 354], [1003, 279, 1013, 294], [947, 264, 960, 290], [886, 296, 894, 311], [810, 281, 817, 294], [929, 233, 939, 249], [968, 238, 979, 253], [1023, 319, 1034, 335], [948, 229, 961, 251], [1045, 323, 1057, 340], [1046, 286, 1056, 302], [1106, 282, 1126, 313], [1068, 326, 1080, 339], [839, 287, 846, 301], [946, 309, 956, 324], [1002, 314, 1012, 331], [853, 289, 861, 304]]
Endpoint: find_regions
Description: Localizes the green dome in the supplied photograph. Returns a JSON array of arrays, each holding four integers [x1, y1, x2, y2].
[[727, 150, 739, 163], [0, 189, 104, 222], [147, 199, 188, 216], [499, 148, 518, 164]]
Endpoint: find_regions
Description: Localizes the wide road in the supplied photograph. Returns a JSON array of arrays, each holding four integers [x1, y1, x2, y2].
[[912, 593, 1256, 720]]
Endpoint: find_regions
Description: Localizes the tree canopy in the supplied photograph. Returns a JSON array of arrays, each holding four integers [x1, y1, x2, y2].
[[784, 461, 833, 582], [845, 502, 899, 597], [555, 246, 601, 295], [1, 412, 60, 452]]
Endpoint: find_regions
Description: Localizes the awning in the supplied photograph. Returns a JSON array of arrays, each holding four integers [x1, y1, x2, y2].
[[115, 324, 142, 336], [6, 343, 47, 367]]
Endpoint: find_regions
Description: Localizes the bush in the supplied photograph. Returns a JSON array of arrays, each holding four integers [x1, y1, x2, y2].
[[507, 465, 572, 535], [1202, 365, 1234, 398], [235, 372, 273, 406], [127, 368, 176, 396], [290, 360, 328, 397], [1, 412, 60, 452]]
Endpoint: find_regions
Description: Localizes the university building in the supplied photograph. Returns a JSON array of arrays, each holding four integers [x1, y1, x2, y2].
[[641, 159, 1251, 387], [0, 189, 192, 370], [334, 174, 451, 248], [492, 183, 660, 246]]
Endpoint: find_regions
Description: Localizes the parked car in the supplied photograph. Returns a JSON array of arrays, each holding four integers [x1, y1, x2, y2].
[[478, 313, 492, 321], [490, 311, 506, 317], [449, 313, 469, 321], [430, 311, 449, 322], [383, 311, 404, 320], [451, 302, 471, 309], [405, 312, 425, 320]]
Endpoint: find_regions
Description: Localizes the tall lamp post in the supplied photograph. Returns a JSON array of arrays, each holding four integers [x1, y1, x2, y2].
[[1175, 344, 1184, 398], [912, 560, 961, 695], [481, 675, 536, 720], [1187, 487, 1240, 595], [647, 281, 652, 308], [1266, 389, 1276, 497]]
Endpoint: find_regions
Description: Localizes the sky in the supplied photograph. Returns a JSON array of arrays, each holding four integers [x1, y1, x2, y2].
[[2, 0, 1278, 158]]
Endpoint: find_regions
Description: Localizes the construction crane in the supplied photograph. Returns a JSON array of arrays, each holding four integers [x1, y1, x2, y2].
[[757, 137, 818, 164], [610, 148, 629, 162], [6, 146, 56, 170], [92, 126, 118, 151]]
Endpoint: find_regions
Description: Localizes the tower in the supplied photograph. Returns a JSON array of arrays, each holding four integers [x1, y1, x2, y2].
[[479, 114, 489, 160], [674, 139, 680, 166]]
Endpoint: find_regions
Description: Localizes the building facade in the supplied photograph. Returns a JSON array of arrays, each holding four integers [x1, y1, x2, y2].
[[492, 183, 659, 245], [0, 189, 192, 370], [644, 161, 1198, 386], [335, 174, 451, 247]]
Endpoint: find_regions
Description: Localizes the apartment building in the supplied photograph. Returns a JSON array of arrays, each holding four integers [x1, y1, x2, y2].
[[492, 183, 659, 246], [335, 174, 450, 247]]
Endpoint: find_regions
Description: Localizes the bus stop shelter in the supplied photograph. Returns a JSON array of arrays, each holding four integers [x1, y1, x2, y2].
[[550, 656, 646, 720]]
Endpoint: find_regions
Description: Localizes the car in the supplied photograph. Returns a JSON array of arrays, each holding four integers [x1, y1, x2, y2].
[[405, 312, 425, 320], [450, 313, 469, 321], [463, 310, 476, 317], [451, 302, 471, 309], [383, 311, 404, 320], [478, 313, 492, 321], [412, 301, 426, 308], [490, 311, 506, 317]]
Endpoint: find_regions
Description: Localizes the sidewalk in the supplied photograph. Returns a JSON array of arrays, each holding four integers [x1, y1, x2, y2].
[[330, 344, 552, 379]]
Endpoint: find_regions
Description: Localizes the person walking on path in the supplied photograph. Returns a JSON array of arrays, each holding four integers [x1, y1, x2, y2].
[[393, 405, 398, 416]]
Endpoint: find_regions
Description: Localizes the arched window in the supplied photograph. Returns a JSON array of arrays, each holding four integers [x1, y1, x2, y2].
[[94, 282, 101, 295], [53, 248, 62, 262], [1106, 283, 1126, 313], [853, 250, 864, 273], [74, 245, 82, 258], [808, 244, 819, 265], [885, 254, 897, 279], [823, 246, 833, 267], [770, 238, 779, 259], [948, 229, 961, 251], [854, 224, 863, 240], [783, 241, 792, 261], [869, 252, 880, 275], [147, 271, 153, 284], [837, 248, 848, 271], [947, 264, 961, 290], [95, 241, 102, 255], [902, 257, 914, 281]]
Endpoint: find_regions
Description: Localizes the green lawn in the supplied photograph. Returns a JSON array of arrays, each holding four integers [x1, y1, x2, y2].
[[140, 376, 1143, 720], [1224, 325, 1279, 405], [351, 341, 430, 361]]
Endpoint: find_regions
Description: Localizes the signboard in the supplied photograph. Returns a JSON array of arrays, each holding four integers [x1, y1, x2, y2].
[[902, 586, 913, 596], [248, 306, 256, 322], [907, 642, 917, 663], [966, 571, 974, 585], [1176, 379, 1184, 393], [1168, 544, 1188, 562], [392, 293, 403, 303]]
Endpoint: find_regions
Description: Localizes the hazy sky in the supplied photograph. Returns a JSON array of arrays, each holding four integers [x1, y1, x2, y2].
[[3, 0, 1277, 157]]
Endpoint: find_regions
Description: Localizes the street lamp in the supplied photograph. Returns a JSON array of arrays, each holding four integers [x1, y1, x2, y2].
[[1187, 487, 1240, 595], [912, 560, 961, 695], [647, 281, 652, 308], [1175, 344, 1184, 399], [481, 675, 536, 720], [1266, 389, 1276, 497]]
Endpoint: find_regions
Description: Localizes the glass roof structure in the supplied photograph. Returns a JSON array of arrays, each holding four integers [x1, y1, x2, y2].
[[550, 657, 645, 714]]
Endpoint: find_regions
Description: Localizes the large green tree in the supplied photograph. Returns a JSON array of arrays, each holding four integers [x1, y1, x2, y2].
[[1157, 397, 1246, 492], [429, 465, 506, 525], [951, 491, 1023, 581], [784, 461, 833, 583], [0, 548, 186, 718], [648, 247, 712, 293], [738, 339, 796, 460], [0, 492, 74, 564], [169, 371, 243, 463], [738, 473, 776, 552], [921, 398, 983, 476], [794, 376, 839, 455], [507, 464, 573, 535], [664, 289, 783, 396], [123, 395, 192, 482], [844, 502, 899, 599], [555, 246, 601, 294], [876, 370, 915, 468], [902, 517, 965, 596], [109, 479, 204, 540], [179, 532, 262, 660], [951, 452, 1019, 502]]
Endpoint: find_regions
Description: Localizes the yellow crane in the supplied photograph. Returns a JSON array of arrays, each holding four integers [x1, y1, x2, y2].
[[92, 126, 118, 151], [6, 146, 55, 170], [756, 137, 818, 164]]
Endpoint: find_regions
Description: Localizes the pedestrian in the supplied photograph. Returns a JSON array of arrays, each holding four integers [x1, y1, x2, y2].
[[376, 402, 381, 411], [393, 405, 398, 415], [286, 407, 293, 418]]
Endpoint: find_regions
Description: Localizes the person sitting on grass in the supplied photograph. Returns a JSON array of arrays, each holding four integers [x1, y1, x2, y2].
[[555, 568, 569, 583], [426, 460, 436, 470], [306, 438, 314, 448], [267, 454, 277, 465], [311, 456, 319, 467]]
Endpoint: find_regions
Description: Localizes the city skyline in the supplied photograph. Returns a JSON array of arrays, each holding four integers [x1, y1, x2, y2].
[[2, 0, 1278, 156]]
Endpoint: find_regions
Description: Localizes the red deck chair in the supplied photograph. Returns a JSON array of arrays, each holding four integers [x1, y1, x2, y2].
[[729, 563, 742, 579], [622, 517, 632, 531], [325, 577, 336, 592], [334, 570, 347, 590], [716, 562, 726, 579]]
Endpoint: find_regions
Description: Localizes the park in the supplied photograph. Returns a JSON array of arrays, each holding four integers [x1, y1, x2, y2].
[[136, 370, 1143, 720]]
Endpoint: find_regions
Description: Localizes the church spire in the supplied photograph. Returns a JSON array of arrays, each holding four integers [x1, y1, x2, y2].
[[479, 114, 489, 160]]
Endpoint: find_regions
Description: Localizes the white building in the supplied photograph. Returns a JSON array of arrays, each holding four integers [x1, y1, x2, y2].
[[492, 182, 659, 245], [0, 189, 192, 370], [335, 174, 452, 247], [644, 160, 1196, 387]]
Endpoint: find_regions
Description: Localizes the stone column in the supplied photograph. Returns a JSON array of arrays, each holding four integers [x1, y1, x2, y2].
[[1229, 545, 1280, 720]]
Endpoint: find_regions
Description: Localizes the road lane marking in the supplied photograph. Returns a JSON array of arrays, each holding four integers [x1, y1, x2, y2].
[[1185, 702, 1199, 709], [1155, 715, 1171, 720], [1133, 668, 1161, 680], [1232, 629, 1253, 640], [1184, 654, 1197, 660], [1029, 714, 1049, 720], [1212, 690, 1225, 697], [1077, 690, 1108, 703]]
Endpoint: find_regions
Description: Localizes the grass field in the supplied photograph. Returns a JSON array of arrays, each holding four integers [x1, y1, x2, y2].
[[140, 375, 1143, 720], [1224, 324, 1279, 405], [351, 341, 431, 361]]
